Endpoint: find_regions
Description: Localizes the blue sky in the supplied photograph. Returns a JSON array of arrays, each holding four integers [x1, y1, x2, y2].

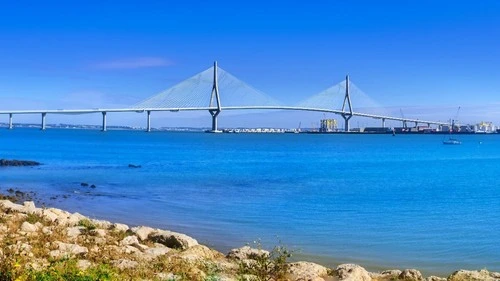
[[1, 1, 499, 128]]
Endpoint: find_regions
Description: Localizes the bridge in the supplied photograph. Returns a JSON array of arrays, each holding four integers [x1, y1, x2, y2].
[[0, 61, 449, 132]]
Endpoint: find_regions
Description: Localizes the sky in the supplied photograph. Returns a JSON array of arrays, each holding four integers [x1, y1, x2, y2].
[[1, 1, 500, 128]]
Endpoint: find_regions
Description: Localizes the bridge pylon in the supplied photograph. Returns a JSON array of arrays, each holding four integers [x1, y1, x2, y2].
[[341, 75, 353, 132], [208, 61, 222, 133]]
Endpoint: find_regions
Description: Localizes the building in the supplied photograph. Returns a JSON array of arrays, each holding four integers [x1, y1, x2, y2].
[[320, 119, 337, 132], [475, 122, 496, 133]]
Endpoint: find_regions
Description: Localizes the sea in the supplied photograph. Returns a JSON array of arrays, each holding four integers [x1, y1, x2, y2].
[[1, 128, 499, 276]]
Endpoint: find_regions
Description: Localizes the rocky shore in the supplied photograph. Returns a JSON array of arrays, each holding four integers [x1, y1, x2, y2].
[[0, 199, 499, 281]]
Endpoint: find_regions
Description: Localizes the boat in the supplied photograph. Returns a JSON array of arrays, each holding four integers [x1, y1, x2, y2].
[[443, 137, 461, 145]]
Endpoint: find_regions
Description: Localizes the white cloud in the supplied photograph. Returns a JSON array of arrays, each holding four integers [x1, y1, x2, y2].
[[93, 57, 173, 70]]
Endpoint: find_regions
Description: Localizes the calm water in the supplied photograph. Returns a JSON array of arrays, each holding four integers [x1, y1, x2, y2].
[[1, 128, 499, 275]]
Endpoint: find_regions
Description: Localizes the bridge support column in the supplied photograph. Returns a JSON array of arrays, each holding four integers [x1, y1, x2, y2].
[[414, 122, 418, 128], [209, 110, 220, 132], [341, 114, 352, 132], [146, 111, 151, 132], [382, 118, 386, 128], [8, 113, 13, 129], [403, 121, 407, 128], [101, 112, 107, 132], [41, 113, 46, 130]]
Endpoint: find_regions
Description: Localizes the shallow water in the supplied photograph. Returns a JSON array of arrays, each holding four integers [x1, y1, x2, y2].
[[1, 128, 499, 275]]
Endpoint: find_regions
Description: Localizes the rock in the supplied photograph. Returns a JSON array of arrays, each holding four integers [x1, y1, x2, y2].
[[120, 235, 140, 246], [112, 259, 138, 270], [81, 183, 89, 187], [20, 221, 38, 232], [76, 260, 92, 270], [288, 261, 329, 281], [67, 227, 83, 238], [53, 242, 88, 258], [143, 247, 171, 259], [41, 209, 59, 222], [149, 230, 198, 250], [399, 269, 424, 281], [334, 264, 372, 281], [425, 276, 446, 281], [0, 159, 40, 166], [177, 245, 224, 262], [0, 200, 24, 212], [90, 184, 96, 188], [94, 229, 106, 237], [23, 201, 37, 213], [131, 226, 156, 241], [128, 164, 141, 168], [226, 246, 270, 261], [112, 223, 129, 232], [447, 269, 496, 281]]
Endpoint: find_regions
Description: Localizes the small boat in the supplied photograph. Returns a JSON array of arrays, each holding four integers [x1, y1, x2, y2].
[[443, 138, 461, 145]]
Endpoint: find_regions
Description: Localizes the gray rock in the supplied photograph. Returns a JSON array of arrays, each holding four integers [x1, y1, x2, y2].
[[288, 261, 329, 281], [334, 264, 372, 281], [66, 226, 83, 238], [149, 230, 198, 250], [112, 223, 129, 232], [112, 259, 138, 270], [131, 226, 156, 241], [143, 247, 171, 259], [447, 269, 497, 281], [76, 260, 92, 270], [399, 269, 424, 281], [425, 276, 446, 281], [226, 246, 270, 261], [0, 200, 24, 212], [53, 241, 88, 258], [20, 221, 38, 232], [120, 235, 140, 246]]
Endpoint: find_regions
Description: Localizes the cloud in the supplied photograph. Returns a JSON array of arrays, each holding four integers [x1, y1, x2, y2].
[[93, 57, 173, 70]]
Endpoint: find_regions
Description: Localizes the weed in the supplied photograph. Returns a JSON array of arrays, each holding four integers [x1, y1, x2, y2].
[[25, 213, 44, 224], [78, 219, 96, 231]]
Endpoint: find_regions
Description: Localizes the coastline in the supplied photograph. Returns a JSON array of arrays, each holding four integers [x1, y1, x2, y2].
[[1, 194, 499, 281]]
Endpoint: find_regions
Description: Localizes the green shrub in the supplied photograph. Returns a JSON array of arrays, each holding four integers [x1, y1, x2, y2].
[[237, 243, 293, 281]]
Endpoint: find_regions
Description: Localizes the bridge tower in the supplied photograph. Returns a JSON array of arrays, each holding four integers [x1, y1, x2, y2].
[[341, 75, 353, 132], [208, 61, 222, 133]]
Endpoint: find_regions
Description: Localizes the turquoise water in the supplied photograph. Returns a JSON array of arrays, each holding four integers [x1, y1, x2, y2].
[[1, 128, 499, 275]]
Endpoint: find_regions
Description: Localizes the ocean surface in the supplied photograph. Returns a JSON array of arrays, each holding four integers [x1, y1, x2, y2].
[[1, 128, 499, 275]]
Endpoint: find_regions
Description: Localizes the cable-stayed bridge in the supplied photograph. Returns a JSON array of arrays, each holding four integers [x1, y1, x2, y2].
[[0, 62, 449, 132]]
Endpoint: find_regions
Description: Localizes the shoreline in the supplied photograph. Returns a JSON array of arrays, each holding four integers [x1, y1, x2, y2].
[[1, 192, 499, 280]]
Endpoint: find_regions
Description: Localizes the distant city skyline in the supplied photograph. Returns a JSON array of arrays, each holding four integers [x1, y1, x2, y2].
[[1, 1, 499, 127]]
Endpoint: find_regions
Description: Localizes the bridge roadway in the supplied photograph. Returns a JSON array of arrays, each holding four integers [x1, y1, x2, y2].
[[0, 106, 450, 131]]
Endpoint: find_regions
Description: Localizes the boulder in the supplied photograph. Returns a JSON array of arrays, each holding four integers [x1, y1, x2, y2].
[[120, 235, 140, 246], [112, 259, 138, 270], [143, 247, 171, 259], [226, 246, 270, 261], [131, 226, 156, 241], [149, 230, 198, 250], [76, 260, 92, 270], [425, 276, 446, 281], [112, 223, 129, 232], [447, 269, 496, 281], [288, 261, 329, 281], [20, 221, 38, 233], [52, 242, 88, 258], [0, 200, 24, 212], [334, 264, 372, 281], [66, 227, 83, 238], [399, 269, 424, 281], [177, 245, 224, 262]]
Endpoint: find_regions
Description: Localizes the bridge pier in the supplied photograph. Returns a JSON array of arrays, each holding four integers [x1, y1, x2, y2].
[[341, 114, 352, 132], [41, 113, 46, 130], [414, 121, 418, 128], [8, 113, 13, 129], [209, 110, 221, 133], [101, 112, 107, 132], [40, 112, 47, 131], [146, 111, 151, 132], [382, 118, 385, 128]]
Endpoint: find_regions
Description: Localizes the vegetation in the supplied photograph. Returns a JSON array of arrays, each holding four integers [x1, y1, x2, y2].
[[237, 243, 293, 281]]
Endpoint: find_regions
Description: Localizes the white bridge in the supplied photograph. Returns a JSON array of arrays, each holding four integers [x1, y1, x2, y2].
[[0, 62, 450, 132]]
